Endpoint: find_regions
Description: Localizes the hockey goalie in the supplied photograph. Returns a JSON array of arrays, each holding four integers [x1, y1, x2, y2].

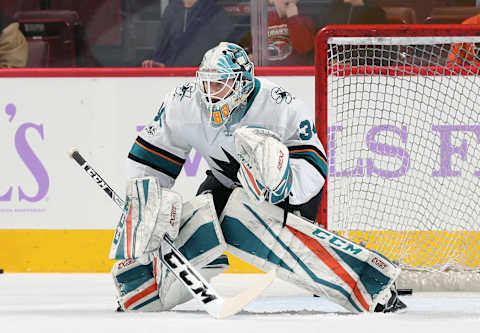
[[109, 42, 406, 314]]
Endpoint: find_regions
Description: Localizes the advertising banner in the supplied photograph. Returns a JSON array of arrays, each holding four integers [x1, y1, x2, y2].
[[0, 75, 314, 230], [0, 72, 314, 272]]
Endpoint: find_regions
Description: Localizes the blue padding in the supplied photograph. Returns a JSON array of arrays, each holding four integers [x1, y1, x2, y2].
[[222, 216, 293, 272], [241, 203, 362, 312], [206, 254, 229, 268], [116, 262, 154, 295], [114, 229, 126, 260], [142, 178, 149, 204], [178, 222, 220, 260], [333, 248, 390, 298]]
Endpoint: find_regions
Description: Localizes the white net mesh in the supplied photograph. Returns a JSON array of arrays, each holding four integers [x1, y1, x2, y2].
[[319, 30, 480, 290]]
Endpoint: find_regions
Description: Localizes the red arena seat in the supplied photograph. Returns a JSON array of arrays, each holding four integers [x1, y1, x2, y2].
[[48, 0, 123, 47], [14, 10, 80, 67], [26, 39, 50, 67], [378, 0, 447, 22], [383, 7, 417, 24], [425, 6, 480, 24]]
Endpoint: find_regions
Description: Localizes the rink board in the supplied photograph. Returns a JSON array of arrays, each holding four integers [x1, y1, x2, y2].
[[1, 68, 480, 272], [1, 229, 479, 272], [0, 69, 309, 273]]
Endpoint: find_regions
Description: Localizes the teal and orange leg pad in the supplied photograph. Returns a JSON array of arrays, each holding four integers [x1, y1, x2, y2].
[[112, 193, 228, 312], [220, 188, 401, 313]]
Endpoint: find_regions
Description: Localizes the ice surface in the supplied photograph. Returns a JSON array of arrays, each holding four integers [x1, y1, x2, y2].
[[1, 273, 480, 333]]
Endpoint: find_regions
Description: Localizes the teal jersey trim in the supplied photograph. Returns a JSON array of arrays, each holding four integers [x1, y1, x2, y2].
[[178, 222, 220, 260], [129, 142, 184, 179], [332, 248, 390, 299], [222, 216, 293, 272], [226, 78, 261, 129], [243, 78, 261, 116], [289, 149, 327, 179], [243, 203, 362, 312]]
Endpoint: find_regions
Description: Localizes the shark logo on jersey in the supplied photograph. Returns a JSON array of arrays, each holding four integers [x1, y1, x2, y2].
[[271, 87, 293, 104], [145, 104, 165, 136], [174, 83, 195, 100], [210, 148, 240, 185]]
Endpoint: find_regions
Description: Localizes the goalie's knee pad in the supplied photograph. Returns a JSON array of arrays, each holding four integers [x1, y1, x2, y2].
[[113, 193, 228, 312], [112, 257, 160, 312], [220, 188, 401, 313], [113, 254, 229, 312]]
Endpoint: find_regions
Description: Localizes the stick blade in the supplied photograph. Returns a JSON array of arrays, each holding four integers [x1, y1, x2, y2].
[[216, 270, 276, 319]]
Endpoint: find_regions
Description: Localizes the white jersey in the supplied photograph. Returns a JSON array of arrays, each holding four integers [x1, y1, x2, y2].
[[126, 77, 326, 205]]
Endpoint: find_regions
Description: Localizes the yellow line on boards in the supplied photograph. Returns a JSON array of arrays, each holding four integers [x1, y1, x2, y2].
[[6, 229, 477, 273], [0, 229, 262, 273]]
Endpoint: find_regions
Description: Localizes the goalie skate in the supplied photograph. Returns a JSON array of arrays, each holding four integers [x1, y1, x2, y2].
[[374, 284, 407, 313]]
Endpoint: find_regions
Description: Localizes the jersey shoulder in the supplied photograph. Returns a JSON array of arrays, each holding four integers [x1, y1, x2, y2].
[[255, 77, 307, 112], [143, 81, 202, 137], [254, 77, 312, 123], [249, 78, 314, 141], [256, 78, 294, 104], [162, 81, 203, 122], [166, 81, 200, 108]]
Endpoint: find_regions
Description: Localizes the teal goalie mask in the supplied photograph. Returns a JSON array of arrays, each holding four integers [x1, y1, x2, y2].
[[196, 42, 255, 127]]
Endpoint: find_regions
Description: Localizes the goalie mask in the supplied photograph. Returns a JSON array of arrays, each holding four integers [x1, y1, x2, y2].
[[196, 42, 255, 128]]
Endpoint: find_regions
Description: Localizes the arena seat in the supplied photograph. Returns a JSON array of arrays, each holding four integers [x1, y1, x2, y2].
[[429, 6, 480, 17], [378, 0, 447, 22], [14, 10, 80, 67], [425, 6, 480, 24], [383, 7, 417, 24], [48, 0, 123, 47], [26, 39, 50, 67]]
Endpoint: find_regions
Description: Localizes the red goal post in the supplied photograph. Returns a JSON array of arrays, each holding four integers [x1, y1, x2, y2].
[[314, 25, 480, 290]]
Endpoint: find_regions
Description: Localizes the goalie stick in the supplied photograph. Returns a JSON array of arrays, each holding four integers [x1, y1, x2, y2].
[[69, 148, 275, 319]]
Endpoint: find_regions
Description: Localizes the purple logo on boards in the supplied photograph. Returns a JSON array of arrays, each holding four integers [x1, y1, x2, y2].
[[0, 103, 50, 206], [328, 125, 480, 179], [431, 125, 480, 177]]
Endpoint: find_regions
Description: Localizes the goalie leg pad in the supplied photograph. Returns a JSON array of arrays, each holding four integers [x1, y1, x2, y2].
[[113, 254, 229, 312], [113, 193, 228, 312], [110, 176, 183, 260], [220, 188, 401, 313], [112, 257, 161, 311]]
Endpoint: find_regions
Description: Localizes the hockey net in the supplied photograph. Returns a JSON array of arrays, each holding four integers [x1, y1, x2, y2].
[[315, 25, 480, 291]]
